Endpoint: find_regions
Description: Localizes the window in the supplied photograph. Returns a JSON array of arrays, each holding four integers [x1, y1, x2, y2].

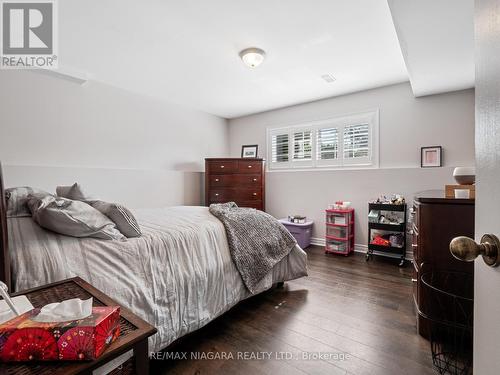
[[317, 127, 339, 161], [343, 123, 370, 164], [271, 133, 289, 163], [293, 130, 312, 161], [267, 110, 378, 170]]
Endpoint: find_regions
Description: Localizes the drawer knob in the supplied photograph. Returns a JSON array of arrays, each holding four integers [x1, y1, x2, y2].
[[253, 178, 257, 182], [248, 165, 252, 168], [450, 234, 500, 267], [253, 193, 257, 196], [220, 165, 225, 168], [215, 193, 219, 196], [215, 178, 219, 182]]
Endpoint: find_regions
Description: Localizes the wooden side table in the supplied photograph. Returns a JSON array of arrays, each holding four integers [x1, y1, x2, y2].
[[2, 277, 157, 375]]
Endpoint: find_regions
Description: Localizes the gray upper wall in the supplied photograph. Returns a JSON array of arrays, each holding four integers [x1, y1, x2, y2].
[[228, 82, 475, 169], [0, 70, 228, 171], [227, 82, 475, 245], [0, 70, 229, 207]]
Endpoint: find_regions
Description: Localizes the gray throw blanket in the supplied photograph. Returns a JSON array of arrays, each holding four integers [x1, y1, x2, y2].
[[209, 202, 297, 293]]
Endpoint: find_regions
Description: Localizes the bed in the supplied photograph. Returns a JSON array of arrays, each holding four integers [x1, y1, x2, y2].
[[0, 164, 308, 352]]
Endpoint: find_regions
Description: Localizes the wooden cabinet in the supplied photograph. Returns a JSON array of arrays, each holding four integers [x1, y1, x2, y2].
[[205, 158, 265, 211], [412, 191, 474, 339]]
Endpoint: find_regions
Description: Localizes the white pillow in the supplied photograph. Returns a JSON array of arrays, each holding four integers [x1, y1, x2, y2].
[[56, 183, 91, 201], [87, 200, 141, 238], [5, 187, 49, 218], [27, 194, 125, 241]]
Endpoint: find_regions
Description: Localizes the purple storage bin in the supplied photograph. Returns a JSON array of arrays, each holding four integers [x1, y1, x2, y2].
[[279, 219, 314, 249]]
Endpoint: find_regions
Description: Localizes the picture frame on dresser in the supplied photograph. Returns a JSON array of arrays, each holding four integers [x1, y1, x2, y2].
[[241, 144, 258, 158]]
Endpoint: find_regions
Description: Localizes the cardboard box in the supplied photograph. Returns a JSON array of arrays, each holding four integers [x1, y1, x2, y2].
[[445, 185, 475, 199], [0, 306, 120, 362]]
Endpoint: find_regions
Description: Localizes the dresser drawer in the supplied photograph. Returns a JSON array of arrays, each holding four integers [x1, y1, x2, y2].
[[234, 188, 262, 201], [412, 230, 419, 267], [238, 201, 263, 210], [237, 160, 262, 174], [209, 188, 262, 202], [209, 174, 261, 187], [207, 161, 238, 174], [412, 260, 419, 306], [410, 205, 419, 231], [209, 189, 229, 202]]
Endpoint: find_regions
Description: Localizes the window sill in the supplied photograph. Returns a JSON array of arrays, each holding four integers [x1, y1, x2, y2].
[[267, 164, 378, 173]]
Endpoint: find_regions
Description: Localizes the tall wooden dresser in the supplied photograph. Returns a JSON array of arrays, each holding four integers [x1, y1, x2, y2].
[[205, 158, 265, 211], [411, 191, 474, 338]]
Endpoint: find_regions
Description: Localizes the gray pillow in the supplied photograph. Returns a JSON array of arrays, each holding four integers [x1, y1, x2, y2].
[[5, 187, 50, 218], [87, 200, 142, 238], [56, 183, 91, 201], [27, 194, 125, 241]]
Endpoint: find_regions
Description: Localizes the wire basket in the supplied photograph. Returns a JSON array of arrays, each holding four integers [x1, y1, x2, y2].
[[420, 271, 473, 375]]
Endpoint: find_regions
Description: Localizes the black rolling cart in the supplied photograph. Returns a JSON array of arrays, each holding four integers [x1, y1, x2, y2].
[[366, 203, 407, 266]]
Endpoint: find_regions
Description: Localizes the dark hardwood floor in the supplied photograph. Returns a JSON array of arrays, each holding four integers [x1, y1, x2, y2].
[[151, 246, 436, 375]]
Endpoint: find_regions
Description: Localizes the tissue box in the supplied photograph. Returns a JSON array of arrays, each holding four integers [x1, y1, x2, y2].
[[0, 306, 120, 362]]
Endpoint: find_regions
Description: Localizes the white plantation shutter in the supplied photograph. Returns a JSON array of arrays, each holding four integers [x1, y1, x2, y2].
[[293, 130, 312, 161], [317, 127, 339, 161], [267, 110, 377, 170], [343, 123, 370, 163], [269, 131, 290, 168]]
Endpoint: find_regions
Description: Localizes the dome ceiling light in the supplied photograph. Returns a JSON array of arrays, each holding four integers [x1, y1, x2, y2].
[[239, 47, 266, 68]]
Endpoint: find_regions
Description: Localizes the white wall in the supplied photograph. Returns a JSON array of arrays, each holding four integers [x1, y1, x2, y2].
[[0, 70, 229, 207], [228, 82, 475, 247]]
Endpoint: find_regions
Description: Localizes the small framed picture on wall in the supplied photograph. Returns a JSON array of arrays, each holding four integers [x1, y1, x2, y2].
[[421, 146, 442, 168], [241, 144, 258, 158]]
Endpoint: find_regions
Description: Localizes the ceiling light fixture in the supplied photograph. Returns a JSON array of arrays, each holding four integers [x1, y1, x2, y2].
[[239, 47, 266, 68]]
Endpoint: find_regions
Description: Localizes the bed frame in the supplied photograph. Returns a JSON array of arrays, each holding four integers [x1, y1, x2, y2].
[[0, 162, 11, 291]]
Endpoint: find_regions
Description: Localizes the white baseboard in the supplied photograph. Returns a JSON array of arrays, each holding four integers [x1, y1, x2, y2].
[[310, 237, 413, 260], [310, 237, 326, 246]]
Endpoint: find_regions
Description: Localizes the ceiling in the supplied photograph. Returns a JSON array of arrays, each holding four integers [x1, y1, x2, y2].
[[58, 0, 408, 119], [55, 0, 473, 119], [387, 0, 474, 97]]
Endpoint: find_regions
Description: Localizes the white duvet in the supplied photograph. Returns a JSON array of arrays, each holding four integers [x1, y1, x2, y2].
[[8, 206, 308, 351]]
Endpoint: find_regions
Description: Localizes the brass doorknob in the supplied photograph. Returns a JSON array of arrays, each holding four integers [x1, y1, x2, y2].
[[449, 234, 500, 267]]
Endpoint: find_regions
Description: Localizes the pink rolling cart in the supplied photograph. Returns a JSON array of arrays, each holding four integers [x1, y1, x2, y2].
[[325, 208, 355, 256]]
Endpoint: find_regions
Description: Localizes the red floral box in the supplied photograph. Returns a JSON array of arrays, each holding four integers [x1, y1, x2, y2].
[[0, 306, 120, 362]]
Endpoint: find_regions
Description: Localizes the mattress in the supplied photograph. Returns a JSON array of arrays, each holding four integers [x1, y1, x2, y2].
[[8, 206, 308, 351]]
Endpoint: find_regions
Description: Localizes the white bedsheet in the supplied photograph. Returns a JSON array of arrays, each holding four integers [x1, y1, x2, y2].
[[8, 206, 308, 351]]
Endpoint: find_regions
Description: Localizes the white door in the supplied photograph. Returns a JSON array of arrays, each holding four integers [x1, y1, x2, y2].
[[474, 1, 500, 373]]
